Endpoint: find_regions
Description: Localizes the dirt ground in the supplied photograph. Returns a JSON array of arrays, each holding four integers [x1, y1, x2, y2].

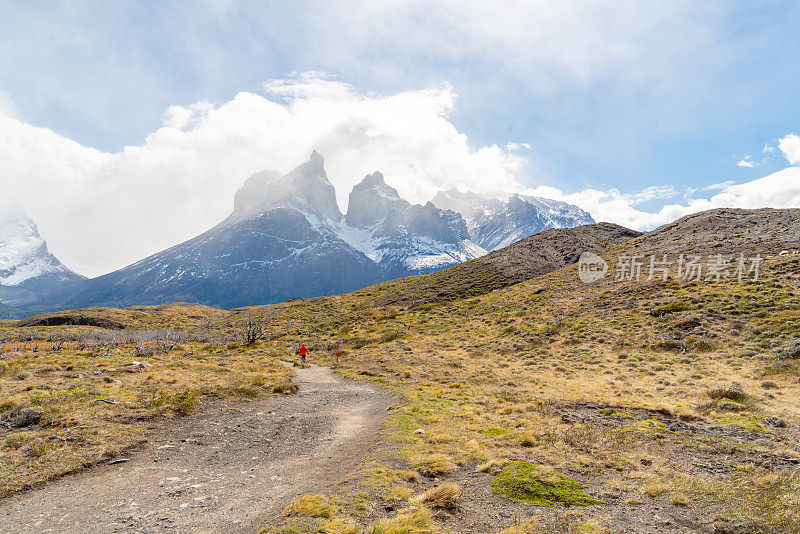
[[0, 364, 394, 533]]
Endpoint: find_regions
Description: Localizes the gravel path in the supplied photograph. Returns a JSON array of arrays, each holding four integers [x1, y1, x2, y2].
[[0, 364, 393, 533]]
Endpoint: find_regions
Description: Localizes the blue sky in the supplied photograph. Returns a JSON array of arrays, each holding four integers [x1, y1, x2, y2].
[[1, 1, 800, 276]]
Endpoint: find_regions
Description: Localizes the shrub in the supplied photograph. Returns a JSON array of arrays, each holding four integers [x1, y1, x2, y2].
[[643, 482, 669, 497], [388, 485, 413, 502], [319, 518, 359, 534], [477, 458, 508, 475], [273, 382, 299, 395], [380, 331, 400, 343], [491, 462, 601, 507], [170, 389, 198, 416], [707, 382, 749, 403]]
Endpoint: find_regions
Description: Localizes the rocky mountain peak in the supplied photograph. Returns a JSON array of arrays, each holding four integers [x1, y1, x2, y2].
[[0, 203, 82, 309], [431, 188, 594, 251], [232, 151, 342, 222], [345, 171, 409, 228]]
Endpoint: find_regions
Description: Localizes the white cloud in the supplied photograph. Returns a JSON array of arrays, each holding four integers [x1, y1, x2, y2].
[[702, 180, 736, 191], [736, 156, 757, 168], [0, 91, 21, 120], [523, 165, 800, 231], [0, 74, 526, 277], [779, 133, 800, 165], [2, 73, 799, 279]]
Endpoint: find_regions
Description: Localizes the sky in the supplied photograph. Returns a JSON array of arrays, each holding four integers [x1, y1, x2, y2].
[[1, 1, 799, 277]]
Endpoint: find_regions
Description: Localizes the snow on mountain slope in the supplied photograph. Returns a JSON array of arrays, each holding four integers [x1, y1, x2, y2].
[[431, 189, 594, 251], [0, 202, 83, 311], [343, 172, 486, 275], [0, 203, 80, 287], [23, 153, 590, 313], [45, 154, 384, 310]]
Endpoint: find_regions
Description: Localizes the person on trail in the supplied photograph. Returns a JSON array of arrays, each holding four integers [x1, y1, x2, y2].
[[298, 344, 309, 364]]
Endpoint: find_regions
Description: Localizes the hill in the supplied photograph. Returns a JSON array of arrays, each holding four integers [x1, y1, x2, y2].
[[368, 221, 640, 306], [2, 207, 799, 533]]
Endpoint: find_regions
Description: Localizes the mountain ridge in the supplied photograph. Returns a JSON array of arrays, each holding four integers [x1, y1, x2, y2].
[[2, 153, 596, 315]]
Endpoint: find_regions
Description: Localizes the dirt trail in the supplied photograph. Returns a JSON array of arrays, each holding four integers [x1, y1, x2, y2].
[[0, 364, 393, 533]]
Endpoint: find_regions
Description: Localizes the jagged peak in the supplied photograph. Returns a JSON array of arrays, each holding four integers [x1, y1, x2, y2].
[[286, 149, 328, 182], [345, 171, 408, 228], [231, 152, 342, 222], [362, 170, 384, 186]]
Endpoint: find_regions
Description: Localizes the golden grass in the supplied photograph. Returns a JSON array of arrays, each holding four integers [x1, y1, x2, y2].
[[367, 507, 434, 534], [411, 482, 461, 509], [283, 494, 335, 518], [5, 252, 800, 533], [0, 312, 291, 496], [253, 255, 800, 531]]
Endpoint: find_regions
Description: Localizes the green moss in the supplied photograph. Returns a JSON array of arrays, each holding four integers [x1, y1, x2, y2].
[[479, 427, 514, 439], [491, 461, 601, 507], [718, 414, 774, 434], [598, 408, 634, 419]]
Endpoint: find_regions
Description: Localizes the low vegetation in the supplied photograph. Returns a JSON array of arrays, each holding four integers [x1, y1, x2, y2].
[[3, 250, 800, 532], [0, 307, 291, 496], [491, 462, 601, 507]]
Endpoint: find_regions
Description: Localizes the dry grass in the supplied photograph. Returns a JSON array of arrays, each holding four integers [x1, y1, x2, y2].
[[283, 494, 335, 518], [367, 507, 434, 534], [254, 255, 800, 532], [412, 482, 461, 509], [0, 309, 292, 496], [5, 252, 800, 533]]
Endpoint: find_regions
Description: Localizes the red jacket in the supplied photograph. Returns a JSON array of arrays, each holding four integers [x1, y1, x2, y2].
[[298, 345, 308, 356]]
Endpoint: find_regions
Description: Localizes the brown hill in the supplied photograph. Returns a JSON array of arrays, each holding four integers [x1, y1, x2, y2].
[[626, 207, 800, 256], [371, 222, 640, 305]]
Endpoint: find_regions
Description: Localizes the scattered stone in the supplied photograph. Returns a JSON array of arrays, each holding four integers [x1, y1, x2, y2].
[[118, 361, 147, 372], [414, 428, 425, 435]]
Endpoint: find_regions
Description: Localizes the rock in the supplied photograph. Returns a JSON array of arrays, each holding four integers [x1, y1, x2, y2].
[[413, 428, 425, 435], [11, 407, 43, 428], [118, 361, 146, 371]]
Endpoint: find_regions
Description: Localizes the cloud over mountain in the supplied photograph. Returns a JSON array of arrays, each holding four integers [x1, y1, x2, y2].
[[1, 73, 799, 277], [0, 75, 526, 277]]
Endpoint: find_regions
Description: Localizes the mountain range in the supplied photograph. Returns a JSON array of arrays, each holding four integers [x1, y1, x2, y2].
[[0, 152, 594, 316]]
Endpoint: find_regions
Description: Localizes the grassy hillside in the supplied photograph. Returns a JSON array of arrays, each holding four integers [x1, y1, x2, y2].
[[251, 209, 800, 533], [2, 208, 799, 532]]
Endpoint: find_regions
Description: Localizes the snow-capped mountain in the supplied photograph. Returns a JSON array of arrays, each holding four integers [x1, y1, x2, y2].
[[343, 171, 486, 276], [24, 153, 592, 313], [0, 203, 83, 310], [42, 152, 486, 310], [46, 152, 385, 310], [431, 189, 595, 251]]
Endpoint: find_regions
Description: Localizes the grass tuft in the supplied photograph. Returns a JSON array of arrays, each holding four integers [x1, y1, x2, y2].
[[368, 507, 434, 534], [283, 494, 335, 518], [412, 483, 460, 509]]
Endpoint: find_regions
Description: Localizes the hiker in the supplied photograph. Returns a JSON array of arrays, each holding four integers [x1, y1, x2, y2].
[[298, 344, 309, 363]]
